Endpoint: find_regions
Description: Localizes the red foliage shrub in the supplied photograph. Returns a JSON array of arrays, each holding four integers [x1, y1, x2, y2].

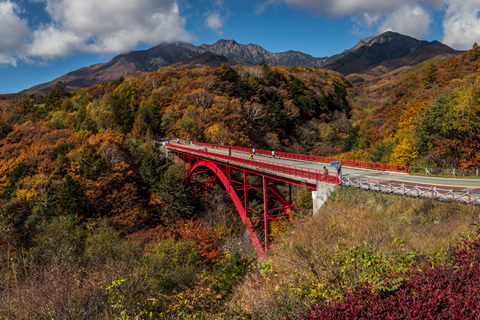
[[288, 236, 480, 320], [173, 220, 220, 264], [126, 224, 174, 244], [126, 219, 220, 264]]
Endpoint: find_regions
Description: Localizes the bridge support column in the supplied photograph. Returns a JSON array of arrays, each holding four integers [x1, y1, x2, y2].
[[312, 181, 337, 214]]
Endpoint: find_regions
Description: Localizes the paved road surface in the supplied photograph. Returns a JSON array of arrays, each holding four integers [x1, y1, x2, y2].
[[170, 142, 480, 193]]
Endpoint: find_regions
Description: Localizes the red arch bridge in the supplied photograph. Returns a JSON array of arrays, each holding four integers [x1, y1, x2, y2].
[[166, 143, 339, 256], [165, 142, 480, 256]]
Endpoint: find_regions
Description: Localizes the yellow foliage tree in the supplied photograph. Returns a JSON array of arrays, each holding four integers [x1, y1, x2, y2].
[[338, 149, 369, 161], [0, 156, 26, 193], [16, 174, 50, 203], [389, 130, 418, 166], [205, 123, 230, 145]]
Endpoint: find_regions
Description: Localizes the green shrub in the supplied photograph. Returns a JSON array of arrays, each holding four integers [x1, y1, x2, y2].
[[31, 215, 86, 266], [85, 219, 125, 267], [141, 238, 201, 294]]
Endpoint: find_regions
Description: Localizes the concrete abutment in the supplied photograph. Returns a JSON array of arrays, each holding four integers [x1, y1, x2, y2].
[[312, 181, 337, 214]]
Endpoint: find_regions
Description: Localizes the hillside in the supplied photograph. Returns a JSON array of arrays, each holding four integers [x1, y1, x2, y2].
[[0, 63, 352, 237], [0, 63, 352, 318], [18, 42, 206, 95], [4, 45, 480, 170], [338, 44, 480, 171], [13, 32, 460, 96], [0, 44, 480, 319]]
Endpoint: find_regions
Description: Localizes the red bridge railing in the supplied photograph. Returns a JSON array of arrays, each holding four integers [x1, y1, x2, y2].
[[167, 144, 339, 185], [191, 142, 408, 173]]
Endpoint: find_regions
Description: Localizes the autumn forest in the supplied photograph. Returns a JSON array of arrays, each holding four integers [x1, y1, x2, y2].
[[0, 45, 480, 319]]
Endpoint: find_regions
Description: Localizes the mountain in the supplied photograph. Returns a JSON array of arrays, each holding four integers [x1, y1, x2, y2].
[[17, 40, 334, 96], [14, 32, 461, 96], [324, 31, 460, 75], [199, 39, 334, 67], [170, 53, 242, 69], [20, 42, 206, 95]]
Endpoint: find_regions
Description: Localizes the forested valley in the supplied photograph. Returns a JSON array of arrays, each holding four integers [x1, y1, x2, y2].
[[0, 45, 479, 319]]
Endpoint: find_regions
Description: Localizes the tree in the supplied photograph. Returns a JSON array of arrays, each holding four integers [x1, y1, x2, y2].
[[389, 130, 418, 166], [174, 220, 219, 264], [109, 82, 139, 133], [45, 81, 70, 110], [417, 93, 454, 153], [60, 174, 86, 216], [422, 62, 437, 89], [16, 173, 50, 203], [266, 88, 288, 130], [27, 193, 59, 229], [139, 147, 167, 191], [341, 126, 360, 153], [83, 162, 147, 231], [31, 215, 86, 266], [139, 103, 163, 135], [205, 123, 230, 145], [131, 115, 148, 140], [0, 124, 12, 140], [79, 143, 106, 180], [188, 89, 214, 109], [153, 164, 195, 222]]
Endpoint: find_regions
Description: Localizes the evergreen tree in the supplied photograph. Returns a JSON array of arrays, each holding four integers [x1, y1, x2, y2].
[[422, 62, 437, 89], [45, 81, 70, 110], [59, 174, 86, 216], [139, 148, 167, 191], [153, 165, 195, 222], [79, 143, 106, 180]]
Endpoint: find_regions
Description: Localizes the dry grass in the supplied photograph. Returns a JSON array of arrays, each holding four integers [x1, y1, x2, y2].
[[315, 188, 480, 254], [231, 187, 480, 318], [0, 264, 106, 319]]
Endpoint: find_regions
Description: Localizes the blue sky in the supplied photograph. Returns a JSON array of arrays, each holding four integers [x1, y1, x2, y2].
[[1, 0, 479, 94]]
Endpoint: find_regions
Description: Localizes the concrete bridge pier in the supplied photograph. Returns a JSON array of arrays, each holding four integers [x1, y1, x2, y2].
[[312, 181, 337, 214]]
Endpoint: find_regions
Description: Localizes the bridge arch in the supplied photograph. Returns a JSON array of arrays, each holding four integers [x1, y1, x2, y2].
[[186, 160, 264, 255]]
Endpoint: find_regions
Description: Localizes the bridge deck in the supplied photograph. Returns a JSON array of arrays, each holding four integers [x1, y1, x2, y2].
[[167, 143, 338, 188], [166, 141, 480, 193]]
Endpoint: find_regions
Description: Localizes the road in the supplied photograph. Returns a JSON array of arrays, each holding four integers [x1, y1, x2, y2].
[[170, 142, 480, 193]]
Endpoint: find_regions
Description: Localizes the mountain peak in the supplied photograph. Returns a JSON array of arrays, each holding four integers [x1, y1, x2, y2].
[[212, 39, 239, 46], [350, 31, 416, 51], [325, 32, 459, 75]]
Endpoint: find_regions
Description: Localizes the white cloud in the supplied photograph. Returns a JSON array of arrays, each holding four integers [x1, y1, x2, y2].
[[204, 0, 227, 35], [379, 4, 432, 39], [45, 0, 173, 35], [442, 0, 480, 49], [0, 0, 192, 65], [255, 0, 281, 15], [0, 53, 17, 65], [284, 0, 406, 16], [361, 13, 382, 28], [205, 12, 223, 30], [39, 0, 191, 55], [0, 1, 29, 65], [25, 26, 83, 59], [265, 0, 480, 46], [281, 0, 445, 16]]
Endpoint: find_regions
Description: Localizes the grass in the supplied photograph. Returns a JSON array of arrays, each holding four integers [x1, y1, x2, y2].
[[231, 187, 480, 319]]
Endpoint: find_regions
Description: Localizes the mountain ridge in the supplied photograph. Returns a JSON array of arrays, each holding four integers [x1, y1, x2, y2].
[[10, 32, 461, 97]]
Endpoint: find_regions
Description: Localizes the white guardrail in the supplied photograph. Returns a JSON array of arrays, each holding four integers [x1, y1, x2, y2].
[[341, 176, 480, 205]]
